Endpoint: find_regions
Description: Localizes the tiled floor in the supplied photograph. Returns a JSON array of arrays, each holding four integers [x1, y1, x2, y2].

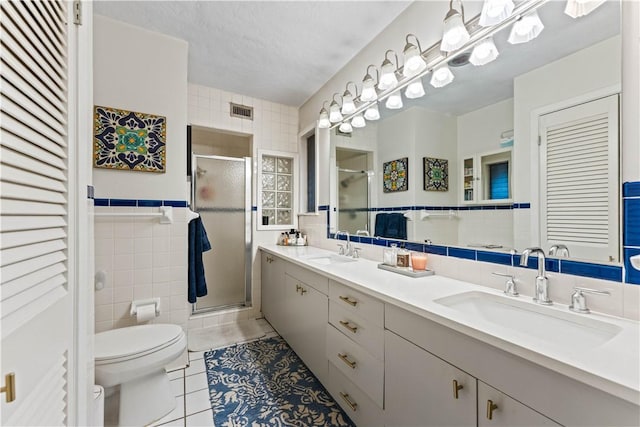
[[151, 318, 278, 427]]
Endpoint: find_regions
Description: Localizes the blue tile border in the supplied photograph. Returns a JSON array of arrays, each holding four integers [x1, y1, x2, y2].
[[448, 247, 476, 260], [93, 198, 189, 208], [477, 250, 512, 266], [560, 260, 623, 282], [623, 181, 640, 198]]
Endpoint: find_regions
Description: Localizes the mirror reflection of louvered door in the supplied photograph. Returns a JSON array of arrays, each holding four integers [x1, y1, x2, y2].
[[539, 95, 619, 262], [1, 1, 79, 425]]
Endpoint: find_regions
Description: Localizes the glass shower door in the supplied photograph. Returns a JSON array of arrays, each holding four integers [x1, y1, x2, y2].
[[192, 155, 251, 311], [337, 168, 370, 235]]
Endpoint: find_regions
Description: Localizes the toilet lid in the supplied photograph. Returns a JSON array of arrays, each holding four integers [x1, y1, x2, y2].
[[95, 324, 184, 362]]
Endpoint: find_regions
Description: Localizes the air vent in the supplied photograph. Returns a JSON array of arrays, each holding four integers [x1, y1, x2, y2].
[[335, 128, 352, 138], [230, 103, 254, 120]]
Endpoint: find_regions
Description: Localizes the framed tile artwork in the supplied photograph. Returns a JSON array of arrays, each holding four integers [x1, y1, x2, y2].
[[93, 106, 166, 173], [424, 157, 448, 191], [383, 157, 408, 193]]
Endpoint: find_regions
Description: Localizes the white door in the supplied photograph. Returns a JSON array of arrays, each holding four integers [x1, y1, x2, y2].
[[1, 1, 84, 424], [539, 95, 619, 262]]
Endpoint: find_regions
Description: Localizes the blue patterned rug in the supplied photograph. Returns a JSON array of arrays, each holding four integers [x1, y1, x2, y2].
[[204, 336, 354, 427]]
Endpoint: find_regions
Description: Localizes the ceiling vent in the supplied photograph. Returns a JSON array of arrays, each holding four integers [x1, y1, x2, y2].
[[230, 103, 253, 120]]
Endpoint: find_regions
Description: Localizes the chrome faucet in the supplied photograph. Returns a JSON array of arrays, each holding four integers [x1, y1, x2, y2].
[[335, 231, 352, 256], [549, 244, 570, 258], [519, 247, 552, 305]]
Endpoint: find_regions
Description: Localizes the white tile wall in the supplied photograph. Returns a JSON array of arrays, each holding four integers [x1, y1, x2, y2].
[[94, 207, 190, 333]]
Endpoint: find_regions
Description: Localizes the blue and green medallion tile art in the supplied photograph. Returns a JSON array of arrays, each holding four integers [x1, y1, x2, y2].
[[93, 106, 166, 173]]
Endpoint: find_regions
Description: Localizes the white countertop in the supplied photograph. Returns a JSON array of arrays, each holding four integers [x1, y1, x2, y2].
[[260, 244, 640, 406]]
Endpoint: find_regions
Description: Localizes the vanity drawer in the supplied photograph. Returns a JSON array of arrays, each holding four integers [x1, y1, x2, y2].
[[326, 363, 384, 427], [286, 262, 329, 295], [327, 324, 384, 407], [329, 301, 384, 361], [329, 280, 383, 327]]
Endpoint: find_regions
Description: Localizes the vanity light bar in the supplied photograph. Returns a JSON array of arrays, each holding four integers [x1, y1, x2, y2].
[[327, 0, 550, 130]]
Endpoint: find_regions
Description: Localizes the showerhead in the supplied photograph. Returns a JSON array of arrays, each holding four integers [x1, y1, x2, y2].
[[196, 166, 207, 178]]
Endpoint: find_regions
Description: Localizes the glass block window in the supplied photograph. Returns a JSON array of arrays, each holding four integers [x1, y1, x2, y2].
[[259, 152, 296, 228]]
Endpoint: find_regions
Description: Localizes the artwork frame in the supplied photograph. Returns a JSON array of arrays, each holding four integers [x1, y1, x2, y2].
[[424, 157, 449, 191], [383, 157, 409, 193], [93, 105, 167, 173]]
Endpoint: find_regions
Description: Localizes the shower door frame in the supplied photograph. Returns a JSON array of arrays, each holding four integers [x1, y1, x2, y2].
[[336, 167, 373, 235], [191, 154, 253, 314]]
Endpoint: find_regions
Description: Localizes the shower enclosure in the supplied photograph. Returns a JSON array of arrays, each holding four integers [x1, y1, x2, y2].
[[192, 155, 251, 312], [337, 168, 371, 235]]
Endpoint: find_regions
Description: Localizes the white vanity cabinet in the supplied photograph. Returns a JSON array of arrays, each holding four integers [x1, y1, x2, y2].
[[385, 330, 476, 427], [260, 252, 284, 332], [282, 272, 328, 382], [260, 252, 329, 383], [477, 381, 560, 427], [326, 280, 385, 425], [385, 304, 638, 427]]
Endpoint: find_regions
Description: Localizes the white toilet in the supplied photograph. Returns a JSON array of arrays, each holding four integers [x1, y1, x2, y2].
[[95, 324, 187, 426]]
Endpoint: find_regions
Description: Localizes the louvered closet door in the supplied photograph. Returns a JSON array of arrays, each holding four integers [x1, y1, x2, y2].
[[539, 95, 619, 263], [1, 1, 74, 425]]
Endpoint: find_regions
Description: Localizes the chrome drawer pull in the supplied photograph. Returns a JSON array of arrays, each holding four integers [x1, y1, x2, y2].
[[339, 392, 358, 412], [339, 320, 358, 333], [339, 295, 358, 307], [338, 353, 357, 369]]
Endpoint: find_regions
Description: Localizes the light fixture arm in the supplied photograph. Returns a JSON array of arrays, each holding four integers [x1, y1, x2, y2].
[[345, 81, 360, 98], [405, 33, 423, 52], [332, 92, 343, 105], [383, 49, 400, 69], [366, 64, 379, 83], [448, 0, 466, 22]]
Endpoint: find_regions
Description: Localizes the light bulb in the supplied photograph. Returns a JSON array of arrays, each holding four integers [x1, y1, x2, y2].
[[508, 11, 544, 44], [430, 65, 454, 88], [339, 122, 353, 133], [441, 10, 470, 52], [341, 90, 356, 115], [329, 101, 343, 123], [352, 114, 366, 128], [405, 80, 425, 99], [564, 0, 606, 18], [361, 75, 378, 102], [318, 108, 330, 129], [469, 37, 499, 66], [364, 104, 380, 121], [479, 0, 514, 26], [403, 43, 426, 77], [379, 59, 398, 90], [385, 92, 403, 110]]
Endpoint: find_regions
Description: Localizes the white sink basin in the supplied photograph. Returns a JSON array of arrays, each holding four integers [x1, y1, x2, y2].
[[302, 254, 357, 266], [434, 291, 621, 350]]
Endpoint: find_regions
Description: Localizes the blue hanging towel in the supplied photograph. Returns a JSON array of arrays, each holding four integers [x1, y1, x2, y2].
[[188, 217, 212, 303], [374, 213, 389, 238], [385, 213, 407, 240]]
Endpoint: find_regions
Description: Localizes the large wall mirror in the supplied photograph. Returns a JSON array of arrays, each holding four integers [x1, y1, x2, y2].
[[329, 0, 621, 264]]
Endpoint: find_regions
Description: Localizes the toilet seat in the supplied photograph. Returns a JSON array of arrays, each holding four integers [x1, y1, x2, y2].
[[95, 324, 184, 364]]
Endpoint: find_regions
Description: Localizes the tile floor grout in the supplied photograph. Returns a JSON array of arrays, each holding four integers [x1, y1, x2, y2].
[[151, 318, 276, 427]]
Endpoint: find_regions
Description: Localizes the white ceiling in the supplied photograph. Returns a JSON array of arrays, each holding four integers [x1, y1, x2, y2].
[[93, 1, 412, 107]]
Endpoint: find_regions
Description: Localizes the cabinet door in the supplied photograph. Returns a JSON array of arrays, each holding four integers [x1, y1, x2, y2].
[[284, 274, 328, 383], [260, 252, 284, 333], [385, 330, 476, 427], [478, 381, 561, 427]]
